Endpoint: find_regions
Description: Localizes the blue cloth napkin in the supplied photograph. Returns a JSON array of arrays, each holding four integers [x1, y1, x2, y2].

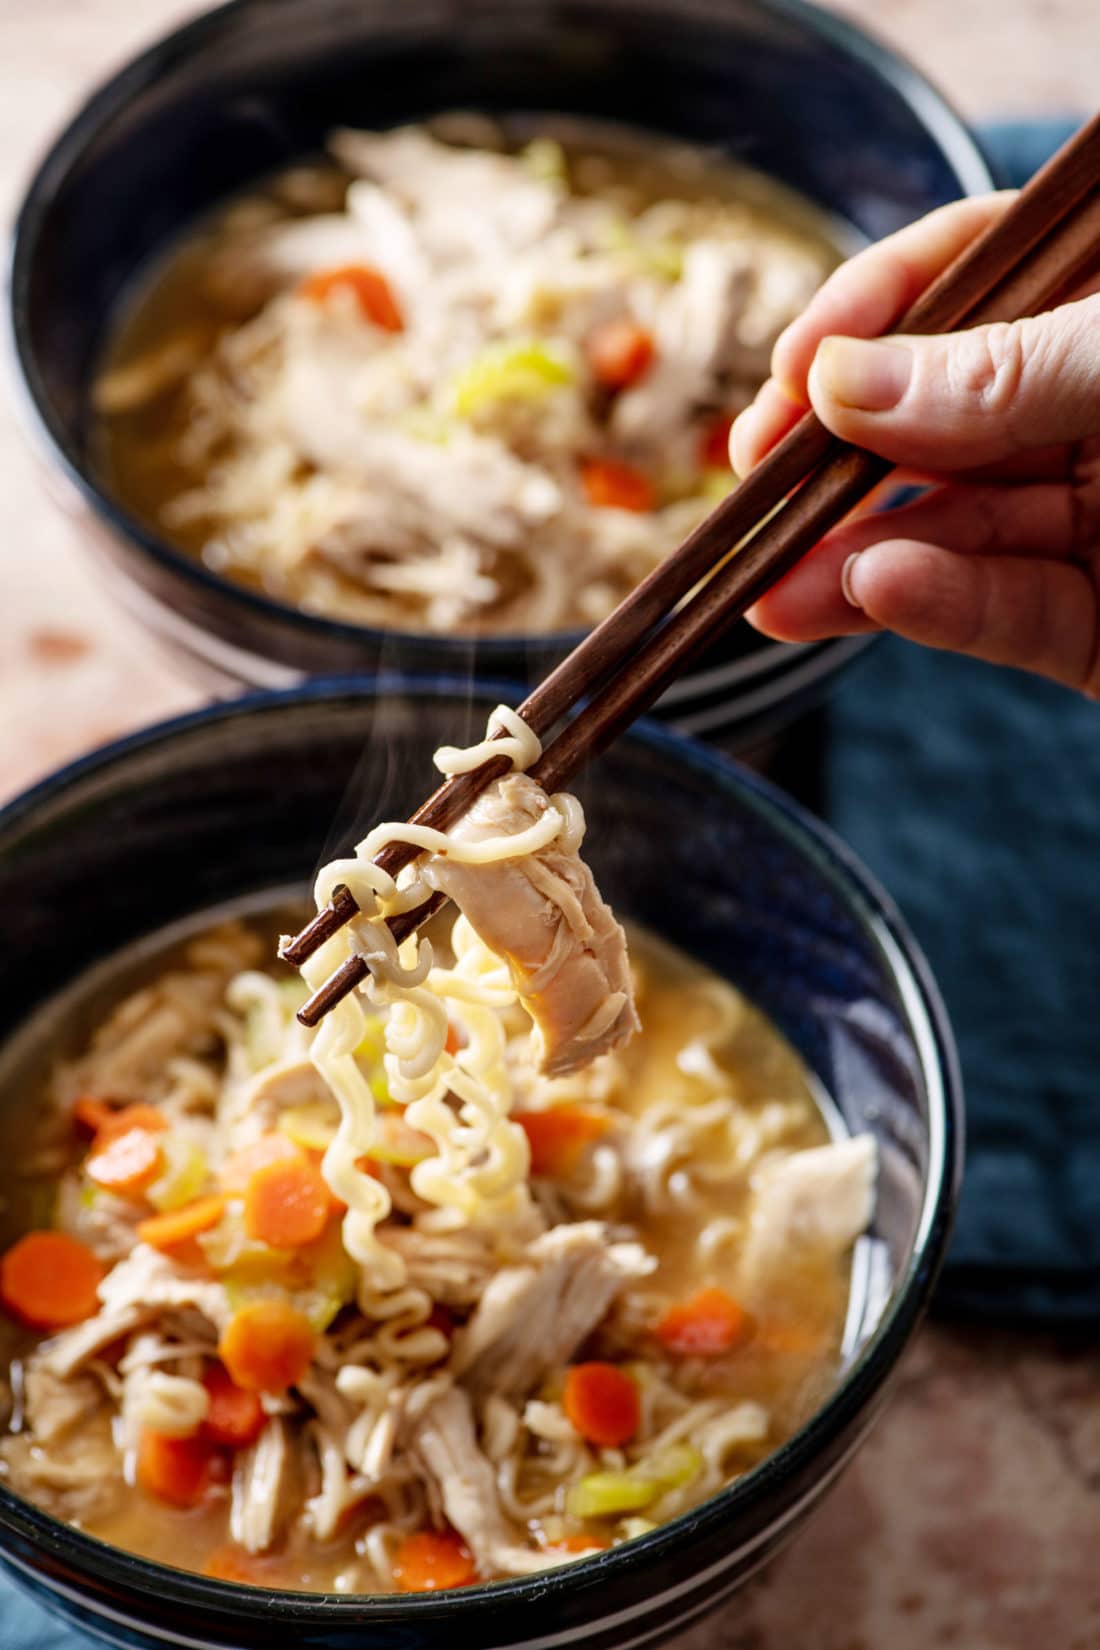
[[824, 117, 1099, 1320], [1, 117, 1086, 1649]]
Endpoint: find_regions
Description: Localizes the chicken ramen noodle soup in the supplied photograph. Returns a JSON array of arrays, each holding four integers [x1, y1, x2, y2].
[[0, 710, 875, 1592], [93, 116, 840, 636]]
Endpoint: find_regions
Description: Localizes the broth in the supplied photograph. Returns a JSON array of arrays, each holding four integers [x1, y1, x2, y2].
[[93, 117, 842, 636], [0, 908, 865, 1592]]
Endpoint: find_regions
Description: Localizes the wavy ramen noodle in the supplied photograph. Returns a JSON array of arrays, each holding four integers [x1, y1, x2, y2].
[[0, 713, 875, 1591]]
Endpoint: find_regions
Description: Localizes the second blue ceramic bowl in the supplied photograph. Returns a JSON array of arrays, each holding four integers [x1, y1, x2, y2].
[[8, 0, 992, 742], [0, 679, 961, 1648]]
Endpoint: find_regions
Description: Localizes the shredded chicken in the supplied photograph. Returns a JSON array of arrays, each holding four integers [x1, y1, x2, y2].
[[415, 1388, 555, 1577], [97, 121, 831, 635], [453, 1221, 654, 1401], [55, 1174, 144, 1263], [22, 1367, 104, 1446], [738, 1136, 877, 1297], [426, 774, 639, 1074], [97, 1244, 231, 1332], [231, 1419, 297, 1554], [1, 1410, 122, 1524]]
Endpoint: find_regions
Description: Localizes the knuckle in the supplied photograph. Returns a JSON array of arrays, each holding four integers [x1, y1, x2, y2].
[[948, 322, 1030, 419]]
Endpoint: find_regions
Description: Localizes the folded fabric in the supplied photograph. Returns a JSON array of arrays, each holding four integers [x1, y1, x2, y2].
[[824, 116, 1097, 1322]]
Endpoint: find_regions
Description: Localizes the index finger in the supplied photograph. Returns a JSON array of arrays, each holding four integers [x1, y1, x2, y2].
[[771, 192, 1014, 402]]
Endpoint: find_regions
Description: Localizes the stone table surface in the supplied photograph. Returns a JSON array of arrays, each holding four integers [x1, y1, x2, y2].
[[0, 3, 1098, 1646]]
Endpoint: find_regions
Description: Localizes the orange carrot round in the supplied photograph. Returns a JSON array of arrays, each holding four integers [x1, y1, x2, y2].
[[92, 1103, 169, 1143], [202, 1542, 275, 1585], [586, 318, 655, 390], [220, 1134, 300, 1195], [218, 1300, 315, 1394], [137, 1427, 218, 1508], [514, 1105, 610, 1177], [71, 1096, 116, 1136], [137, 1195, 226, 1255], [0, 1231, 105, 1330], [201, 1361, 266, 1448], [298, 263, 404, 332], [655, 1286, 752, 1356], [699, 411, 736, 470], [86, 1125, 163, 1197], [563, 1362, 640, 1448], [244, 1155, 331, 1248], [393, 1530, 477, 1593], [580, 457, 654, 513], [549, 1534, 610, 1555]]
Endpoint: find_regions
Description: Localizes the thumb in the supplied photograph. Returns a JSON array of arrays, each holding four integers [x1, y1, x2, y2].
[[807, 295, 1100, 470]]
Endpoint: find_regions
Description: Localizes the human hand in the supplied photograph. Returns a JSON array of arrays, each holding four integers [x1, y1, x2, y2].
[[731, 194, 1100, 694]]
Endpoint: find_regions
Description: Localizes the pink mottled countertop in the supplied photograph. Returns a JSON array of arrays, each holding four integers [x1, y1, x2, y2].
[[1, 4, 1098, 1646]]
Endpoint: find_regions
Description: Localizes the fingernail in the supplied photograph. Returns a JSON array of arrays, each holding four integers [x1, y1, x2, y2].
[[841, 553, 864, 610], [816, 337, 912, 412], [728, 407, 754, 474]]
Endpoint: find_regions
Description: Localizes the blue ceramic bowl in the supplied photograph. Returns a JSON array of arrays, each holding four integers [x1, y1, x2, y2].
[[0, 680, 960, 1649], [8, 0, 992, 741]]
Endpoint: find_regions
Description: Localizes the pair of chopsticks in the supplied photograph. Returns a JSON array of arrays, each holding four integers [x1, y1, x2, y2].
[[284, 111, 1100, 1028]]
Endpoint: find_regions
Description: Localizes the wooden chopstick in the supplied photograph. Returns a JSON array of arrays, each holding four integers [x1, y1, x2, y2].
[[290, 115, 1100, 1026]]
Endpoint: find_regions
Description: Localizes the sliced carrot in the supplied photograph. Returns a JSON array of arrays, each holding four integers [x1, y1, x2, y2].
[[137, 1195, 226, 1256], [244, 1155, 331, 1248], [218, 1300, 315, 1394], [444, 1023, 462, 1057], [655, 1286, 753, 1357], [585, 318, 655, 390], [393, 1530, 477, 1593], [0, 1231, 105, 1330], [549, 1535, 610, 1555], [203, 1542, 279, 1585], [220, 1134, 300, 1195], [201, 1361, 266, 1449], [137, 1427, 219, 1509], [298, 263, 404, 332], [71, 1096, 116, 1136], [93, 1104, 169, 1143], [699, 411, 736, 470], [580, 457, 654, 513], [514, 1106, 610, 1177], [86, 1126, 163, 1197], [563, 1362, 640, 1448]]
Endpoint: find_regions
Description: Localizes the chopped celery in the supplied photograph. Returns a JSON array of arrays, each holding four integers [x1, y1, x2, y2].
[[596, 214, 684, 281], [202, 1208, 290, 1278], [243, 1001, 278, 1071], [369, 1112, 433, 1167], [147, 1137, 208, 1213], [398, 405, 453, 445], [278, 978, 309, 1013], [450, 340, 573, 418], [223, 1222, 354, 1335], [566, 1472, 660, 1519], [522, 137, 567, 184], [645, 1443, 704, 1490], [369, 1069, 391, 1108], [565, 1444, 703, 1521], [354, 1015, 386, 1063], [78, 1181, 99, 1210], [279, 1102, 340, 1152], [701, 467, 737, 502]]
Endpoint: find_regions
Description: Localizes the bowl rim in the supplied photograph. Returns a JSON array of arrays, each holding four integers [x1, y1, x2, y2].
[[6, 0, 994, 675], [0, 675, 963, 1626]]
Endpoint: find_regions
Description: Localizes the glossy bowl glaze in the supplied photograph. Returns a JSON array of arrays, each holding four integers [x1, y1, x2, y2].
[[9, 0, 992, 741], [0, 679, 960, 1649]]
